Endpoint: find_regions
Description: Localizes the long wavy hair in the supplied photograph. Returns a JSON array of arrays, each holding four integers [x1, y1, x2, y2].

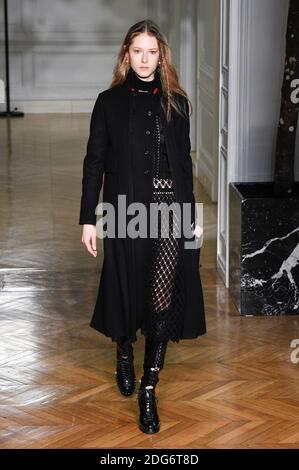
[[109, 19, 193, 123]]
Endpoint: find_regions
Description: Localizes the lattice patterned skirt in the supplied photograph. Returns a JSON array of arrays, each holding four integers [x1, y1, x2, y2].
[[142, 176, 186, 343]]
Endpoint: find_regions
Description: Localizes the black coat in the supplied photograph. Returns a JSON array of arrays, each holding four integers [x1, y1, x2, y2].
[[79, 72, 206, 343]]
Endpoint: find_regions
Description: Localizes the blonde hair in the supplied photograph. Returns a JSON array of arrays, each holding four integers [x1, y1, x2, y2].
[[110, 19, 193, 122]]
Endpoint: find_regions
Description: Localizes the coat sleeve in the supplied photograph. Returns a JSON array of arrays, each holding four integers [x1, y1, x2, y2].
[[79, 93, 108, 226], [178, 96, 197, 230]]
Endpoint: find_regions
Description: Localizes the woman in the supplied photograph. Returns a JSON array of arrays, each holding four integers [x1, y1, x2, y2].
[[79, 19, 206, 434]]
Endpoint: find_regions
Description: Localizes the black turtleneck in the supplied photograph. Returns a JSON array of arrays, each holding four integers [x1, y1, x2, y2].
[[129, 67, 161, 118], [131, 69, 159, 95], [128, 67, 160, 95]]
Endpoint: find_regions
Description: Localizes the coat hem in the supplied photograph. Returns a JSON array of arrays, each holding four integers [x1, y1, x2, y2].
[[89, 320, 206, 344]]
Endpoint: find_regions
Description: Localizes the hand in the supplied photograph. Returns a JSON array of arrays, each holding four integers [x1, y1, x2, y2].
[[81, 224, 97, 257], [192, 224, 203, 239]]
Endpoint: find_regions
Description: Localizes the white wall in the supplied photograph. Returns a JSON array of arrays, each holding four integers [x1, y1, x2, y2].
[[0, 0, 161, 113], [165, 0, 198, 151], [0, 0, 204, 155], [196, 0, 220, 201], [228, 0, 299, 182]]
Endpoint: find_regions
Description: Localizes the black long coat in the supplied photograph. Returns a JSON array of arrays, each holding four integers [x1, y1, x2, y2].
[[79, 72, 206, 343]]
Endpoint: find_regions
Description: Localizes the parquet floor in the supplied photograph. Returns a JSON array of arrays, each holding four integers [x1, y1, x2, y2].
[[0, 114, 299, 449]]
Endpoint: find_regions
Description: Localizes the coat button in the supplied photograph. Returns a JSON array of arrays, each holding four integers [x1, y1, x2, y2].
[[143, 169, 150, 175], [144, 150, 149, 155], [145, 130, 151, 135], [147, 110, 152, 116]]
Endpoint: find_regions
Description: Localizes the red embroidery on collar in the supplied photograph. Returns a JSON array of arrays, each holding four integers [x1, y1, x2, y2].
[[130, 86, 159, 95]]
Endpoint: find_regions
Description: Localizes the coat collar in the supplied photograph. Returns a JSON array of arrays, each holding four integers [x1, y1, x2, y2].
[[124, 66, 161, 97]]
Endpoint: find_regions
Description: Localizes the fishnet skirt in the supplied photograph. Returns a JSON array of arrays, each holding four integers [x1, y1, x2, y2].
[[142, 178, 186, 343]]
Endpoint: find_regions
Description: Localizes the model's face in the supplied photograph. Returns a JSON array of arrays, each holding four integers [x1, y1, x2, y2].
[[127, 33, 160, 81]]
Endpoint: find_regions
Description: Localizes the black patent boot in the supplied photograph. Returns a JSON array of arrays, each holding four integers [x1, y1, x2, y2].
[[137, 339, 168, 434], [115, 337, 136, 396]]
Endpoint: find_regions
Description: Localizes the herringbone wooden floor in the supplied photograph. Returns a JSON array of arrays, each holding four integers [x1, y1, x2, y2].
[[1, 114, 299, 449]]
